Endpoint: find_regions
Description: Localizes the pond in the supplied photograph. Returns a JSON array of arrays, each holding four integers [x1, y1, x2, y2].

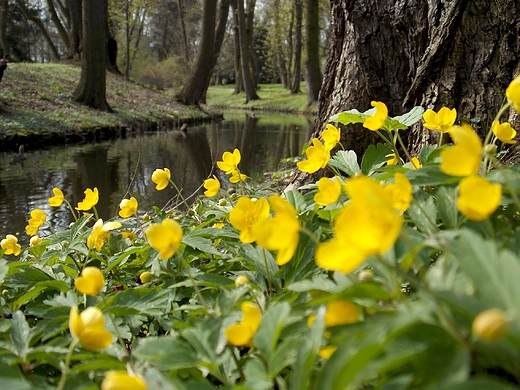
[[0, 111, 314, 245]]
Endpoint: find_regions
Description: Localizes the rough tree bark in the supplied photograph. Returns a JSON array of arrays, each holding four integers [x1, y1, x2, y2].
[[289, 0, 520, 188], [73, 0, 111, 112], [235, 0, 259, 102], [46, 0, 70, 51], [304, 0, 322, 105]]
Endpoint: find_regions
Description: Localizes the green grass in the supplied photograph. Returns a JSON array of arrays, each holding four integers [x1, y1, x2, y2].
[[206, 83, 317, 113]]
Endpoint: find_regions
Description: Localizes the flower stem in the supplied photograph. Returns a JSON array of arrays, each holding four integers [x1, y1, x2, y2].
[[169, 179, 190, 210], [57, 338, 79, 390], [262, 249, 274, 296]]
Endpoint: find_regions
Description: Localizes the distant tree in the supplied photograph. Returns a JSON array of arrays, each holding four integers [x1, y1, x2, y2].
[[0, 0, 9, 57], [68, 0, 82, 59], [175, 0, 230, 105], [74, 0, 111, 111], [290, 0, 302, 93], [304, 0, 322, 105]]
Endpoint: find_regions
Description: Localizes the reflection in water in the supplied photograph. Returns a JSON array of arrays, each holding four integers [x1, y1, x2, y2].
[[0, 111, 312, 244]]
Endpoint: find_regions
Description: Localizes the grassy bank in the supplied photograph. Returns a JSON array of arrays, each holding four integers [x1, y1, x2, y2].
[[206, 83, 317, 113], [0, 62, 219, 150]]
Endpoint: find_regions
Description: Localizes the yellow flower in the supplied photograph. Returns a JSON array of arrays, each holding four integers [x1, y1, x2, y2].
[[203, 176, 221, 197], [492, 120, 517, 144], [75, 266, 105, 296], [25, 208, 47, 236], [101, 371, 149, 390], [217, 149, 241, 174], [472, 309, 508, 342], [440, 124, 482, 177], [318, 345, 337, 360], [229, 169, 247, 184], [384, 173, 413, 213], [411, 157, 422, 169], [296, 138, 330, 173], [386, 153, 399, 166], [69, 306, 113, 351], [118, 197, 138, 218], [253, 195, 300, 265], [422, 107, 457, 133], [29, 236, 42, 246], [325, 301, 359, 327], [506, 74, 520, 114], [363, 101, 388, 131], [121, 230, 136, 241], [87, 219, 122, 251], [212, 223, 224, 229], [316, 176, 402, 274], [225, 302, 262, 347], [322, 124, 341, 150], [151, 168, 171, 191], [1, 234, 21, 256], [48, 187, 64, 207], [457, 176, 501, 221], [76, 187, 99, 211], [139, 271, 153, 284], [229, 197, 270, 244], [145, 218, 183, 260], [234, 275, 249, 287], [314, 177, 341, 206]]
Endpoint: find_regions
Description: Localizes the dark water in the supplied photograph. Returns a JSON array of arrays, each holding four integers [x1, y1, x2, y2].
[[0, 111, 313, 244]]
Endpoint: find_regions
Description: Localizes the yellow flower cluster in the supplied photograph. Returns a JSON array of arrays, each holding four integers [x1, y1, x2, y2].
[[145, 218, 183, 260], [25, 208, 46, 236], [315, 175, 411, 274], [217, 149, 247, 184], [1, 234, 21, 256]]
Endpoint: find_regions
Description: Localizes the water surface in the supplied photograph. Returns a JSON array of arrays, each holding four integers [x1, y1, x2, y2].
[[0, 111, 313, 244]]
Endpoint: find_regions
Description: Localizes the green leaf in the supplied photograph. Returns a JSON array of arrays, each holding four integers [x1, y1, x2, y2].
[[133, 337, 199, 370], [361, 143, 392, 176], [244, 358, 272, 390], [436, 185, 458, 229], [392, 106, 425, 127], [285, 189, 311, 214], [405, 165, 459, 186], [9, 311, 30, 361], [407, 188, 438, 234], [254, 302, 291, 358], [183, 236, 222, 256], [328, 109, 366, 125], [328, 150, 360, 177], [0, 361, 31, 390]]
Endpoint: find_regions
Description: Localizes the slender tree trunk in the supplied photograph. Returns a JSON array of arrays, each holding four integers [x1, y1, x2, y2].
[[245, 0, 257, 89], [177, 0, 190, 67], [15, 0, 60, 60], [67, 0, 81, 59], [175, 0, 218, 105], [304, 0, 322, 105], [0, 0, 9, 57], [233, 6, 243, 94], [278, 54, 289, 88], [46, 0, 70, 52], [236, 0, 259, 102], [73, 0, 111, 112], [291, 0, 302, 93], [125, 0, 130, 78]]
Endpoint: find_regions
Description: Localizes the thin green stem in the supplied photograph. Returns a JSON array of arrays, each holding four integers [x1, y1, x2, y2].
[[484, 102, 511, 146], [57, 338, 79, 390], [262, 249, 274, 296], [437, 131, 444, 149], [229, 345, 245, 382], [300, 226, 321, 246], [101, 294, 130, 357], [169, 179, 190, 210], [396, 132, 414, 165], [180, 257, 214, 315], [64, 199, 78, 222], [92, 206, 99, 221]]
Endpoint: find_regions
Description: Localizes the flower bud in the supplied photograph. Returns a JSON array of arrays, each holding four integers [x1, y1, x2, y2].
[[472, 308, 508, 342], [234, 275, 249, 287], [358, 270, 373, 281], [218, 199, 227, 206], [483, 144, 497, 155], [140, 271, 153, 284], [142, 213, 151, 222]]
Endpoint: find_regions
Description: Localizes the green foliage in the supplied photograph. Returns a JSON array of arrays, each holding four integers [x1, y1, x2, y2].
[[2, 94, 520, 390]]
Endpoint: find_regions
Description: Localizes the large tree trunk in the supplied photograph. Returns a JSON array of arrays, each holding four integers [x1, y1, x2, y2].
[[73, 0, 111, 112], [0, 0, 9, 57], [67, 0, 82, 59], [290, 0, 302, 94], [290, 0, 520, 188], [175, 0, 220, 105], [304, 0, 322, 105]]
